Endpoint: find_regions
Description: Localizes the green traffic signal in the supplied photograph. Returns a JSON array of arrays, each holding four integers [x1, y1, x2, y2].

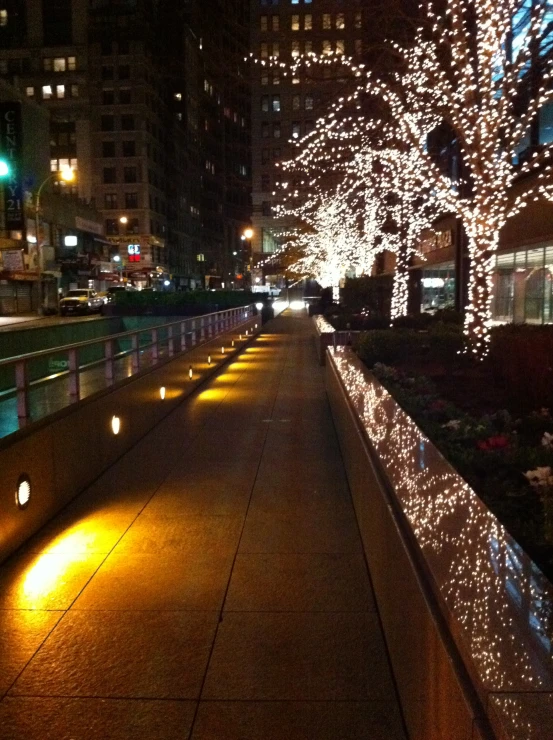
[[0, 159, 10, 178]]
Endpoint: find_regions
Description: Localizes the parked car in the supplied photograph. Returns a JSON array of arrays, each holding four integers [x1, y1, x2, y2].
[[59, 289, 104, 316]]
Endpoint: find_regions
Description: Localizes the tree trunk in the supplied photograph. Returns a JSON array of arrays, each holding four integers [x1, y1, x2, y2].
[[463, 236, 496, 360], [391, 245, 410, 320]]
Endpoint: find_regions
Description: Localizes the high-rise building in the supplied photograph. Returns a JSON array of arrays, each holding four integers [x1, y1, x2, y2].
[[250, 0, 366, 275], [0, 0, 251, 289]]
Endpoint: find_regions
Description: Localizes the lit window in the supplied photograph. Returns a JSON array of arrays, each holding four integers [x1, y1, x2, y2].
[[355, 11, 362, 29], [322, 14, 331, 30], [43, 58, 52, 71], [56, 84, 65, 98], [42, 85, 53, 100], [292, 95, 300, 110], [260, 42, 268, 58], [291, 14, 299, 30], [273, 73, 280, 85], [50, 159, 58, 172], [292, 122, 301, 138], [71, 84, 79, 97], [272, 95, 280, 112], [0, 9, 7, 26], [322, 40, 332, 55], [336, 13, 345, 29], [271, 15, 279, 31], [53, 57, 66, 72], [174, 92, 182, 100], [261, 74, 269, 86], [70, 158, 78, 170], [304, 14, 312, 30], [272, 42, 279, 58], [336, 39, 345, 55], [260, 14, 268, 31], [26, 86, 34, 98], [305, 94, 313, 110], [292, 40, 300, 57], [68, 56, 76, 71], [292, 77, 300, 85]]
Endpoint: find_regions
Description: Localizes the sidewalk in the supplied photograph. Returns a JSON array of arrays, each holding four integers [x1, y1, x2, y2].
[[0, 311, 406, 739]]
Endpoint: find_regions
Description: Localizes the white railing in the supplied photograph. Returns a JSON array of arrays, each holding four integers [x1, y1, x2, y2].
[[0, 305, 254, 423]]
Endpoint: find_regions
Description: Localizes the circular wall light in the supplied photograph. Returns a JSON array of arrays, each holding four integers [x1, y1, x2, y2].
[[111, 415, 121, 435], [16, 474, 31, 509]]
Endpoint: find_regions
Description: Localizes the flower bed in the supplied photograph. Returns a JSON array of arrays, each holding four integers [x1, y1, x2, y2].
[[369, 361, 553, 580]]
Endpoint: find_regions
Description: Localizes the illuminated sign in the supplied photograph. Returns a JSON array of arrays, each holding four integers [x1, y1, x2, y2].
[[127, 244, 141, 262], [0, 103, 23, 230]]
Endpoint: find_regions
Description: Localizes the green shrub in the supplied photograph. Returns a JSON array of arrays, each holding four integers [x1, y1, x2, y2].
[[114, 290, 256, 309], [490, 325, 553, 412], [357, 323, 463, 369]]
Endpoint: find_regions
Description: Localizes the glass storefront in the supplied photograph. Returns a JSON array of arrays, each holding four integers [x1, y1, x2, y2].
[[421, 264, 456, 313], [492, 243, 553, 324]]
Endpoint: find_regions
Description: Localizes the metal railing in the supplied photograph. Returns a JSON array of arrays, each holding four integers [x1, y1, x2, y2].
[[0, 305, 254, 422]]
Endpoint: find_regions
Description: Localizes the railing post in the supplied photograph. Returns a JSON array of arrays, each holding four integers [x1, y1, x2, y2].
[[190, 319, 196, 347], [200, 317, 206, 341], [105, 339, 115, 385], [15, 360, 29, 420], [131, 334, 140, 371], [167, 325, 174, 357], [68, 348, 80, 399], [181, 321, 187, 350], [151, 328, 159, 361]]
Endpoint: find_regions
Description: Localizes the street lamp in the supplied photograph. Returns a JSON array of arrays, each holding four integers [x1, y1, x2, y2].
[[35, 166, 75, 314], [242, 228, 254, 287]]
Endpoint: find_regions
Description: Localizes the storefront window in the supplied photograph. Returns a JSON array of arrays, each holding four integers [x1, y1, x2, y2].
[[492, 243, 553, 325], [421, 265, 455, 313]]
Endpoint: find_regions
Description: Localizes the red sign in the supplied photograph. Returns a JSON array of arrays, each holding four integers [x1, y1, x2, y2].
[[127, 244, 141, 262]]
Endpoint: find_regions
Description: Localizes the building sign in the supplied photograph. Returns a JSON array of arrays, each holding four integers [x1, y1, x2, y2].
[[75, 216, 103, 235], [0, 249, 24, 271], [0, 102, 23, 231], [127, 244, 141, 262], [420, 229, 453, 255]]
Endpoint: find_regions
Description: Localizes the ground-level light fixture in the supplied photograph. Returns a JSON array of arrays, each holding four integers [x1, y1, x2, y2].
[[111, 415, 121, 435], [160, 386, 166, 400], [189, 365, 193, 379], [221, 346, 225, 354], [208, 354, 212, 365], [16, 474, 31, 509], [232, 339, 235, 347]]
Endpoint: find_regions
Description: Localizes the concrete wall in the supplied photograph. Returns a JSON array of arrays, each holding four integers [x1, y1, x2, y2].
[[325, 356, 491, 740], [0, 315, 258, 563]]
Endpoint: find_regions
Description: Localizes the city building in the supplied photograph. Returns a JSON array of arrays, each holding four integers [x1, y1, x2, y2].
[[250, 0, 366, 286], [0, 0, 251, 292]]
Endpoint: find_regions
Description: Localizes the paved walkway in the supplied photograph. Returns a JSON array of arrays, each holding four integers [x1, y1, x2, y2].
[[0, 312, 406, 739]]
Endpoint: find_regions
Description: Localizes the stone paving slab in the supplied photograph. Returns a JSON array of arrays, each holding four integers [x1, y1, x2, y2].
[[0, 311, 406, 739]]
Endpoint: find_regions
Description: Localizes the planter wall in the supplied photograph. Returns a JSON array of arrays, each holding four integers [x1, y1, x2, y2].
[[326, 347, 553, 740]]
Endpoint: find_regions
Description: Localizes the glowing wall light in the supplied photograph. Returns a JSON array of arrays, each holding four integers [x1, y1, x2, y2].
[[16, 474, 31, 509], [221, 346, 225, 354], [111, 415, 121, 435], [232, 339, 235, 347], [208, 354, 212, 365], [160, 386, 166, 400], [189, 365, 193, 379]]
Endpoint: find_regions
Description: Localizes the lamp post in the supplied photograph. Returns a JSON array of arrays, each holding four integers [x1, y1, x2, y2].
[[35, 166, 75, 314], [242, 227, 254, 288]]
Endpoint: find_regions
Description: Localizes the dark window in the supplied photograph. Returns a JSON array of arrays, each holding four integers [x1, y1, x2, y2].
[[123, 166, 137, 183], [101, 40, 112, 55], [101, 115, 115, 131], [102, 90, 115, 105], [119, 88, 131, 104], [101, 66, 114, 80], [103, 167, 117, 184], [102, 141, 116, 157], [118, 65, 130, 79], [42, 0, 72, 46], [104, 193, 118, 209], [105, 218, 118, 235], [121, 114, 134, 130], [125, 192, 138, 208], [262, 201, 272, 216], [127, 217, 140, 234], [118, 40, 130, 54], [122, 140, 136, 157], [261, 174, 270, 191]]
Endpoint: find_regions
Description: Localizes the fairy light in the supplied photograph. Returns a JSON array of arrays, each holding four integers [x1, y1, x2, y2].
[[254, 0, 553, 360]]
